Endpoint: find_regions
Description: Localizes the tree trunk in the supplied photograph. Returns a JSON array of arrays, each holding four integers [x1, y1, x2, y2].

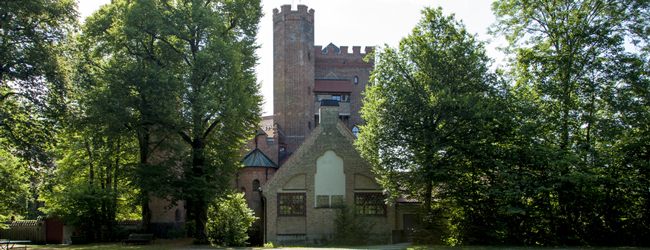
[[424, 181, 432, 214], [139, 131, 152, 233]]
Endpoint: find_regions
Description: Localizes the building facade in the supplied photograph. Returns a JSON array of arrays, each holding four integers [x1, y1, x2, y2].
[[231, 4, 419, 245]]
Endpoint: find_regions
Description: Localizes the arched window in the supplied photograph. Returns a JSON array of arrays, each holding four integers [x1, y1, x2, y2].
[[352, 126, 360, 138], [354, 76, 359, 85], [253, 180, 260, 192], [175, 209, 182, 221]]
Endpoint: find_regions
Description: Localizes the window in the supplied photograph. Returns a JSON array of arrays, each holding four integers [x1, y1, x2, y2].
[[354, 76, 359, 84], [278, 193, 306, 216], [352, 126, 359, 138], [355, 193, 386, 216], [175, 209, 182, 221], [317, 195, 330, 208], [253, 180, 260, 192], [332, 95, 341, 101]]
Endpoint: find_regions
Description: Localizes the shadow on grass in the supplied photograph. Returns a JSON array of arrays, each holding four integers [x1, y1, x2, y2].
[[409, 246, 650, 250], [28, 238, 230, 250]]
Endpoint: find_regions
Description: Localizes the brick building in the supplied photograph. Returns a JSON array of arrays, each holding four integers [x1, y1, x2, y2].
[[231, 4, 419, 245]]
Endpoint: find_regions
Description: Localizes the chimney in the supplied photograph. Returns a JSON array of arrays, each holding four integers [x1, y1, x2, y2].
[[319, 100, 340, 126]]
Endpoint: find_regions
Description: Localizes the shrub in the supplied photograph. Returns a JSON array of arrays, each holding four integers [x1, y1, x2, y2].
[[205, 192, 258, 246], [332, 200, 378, 245]]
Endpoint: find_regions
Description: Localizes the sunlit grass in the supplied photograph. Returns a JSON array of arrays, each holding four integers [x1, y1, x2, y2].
[[408, 246, 650, 250], [24, 239, 650, 250], [28, 238, 229, 250]]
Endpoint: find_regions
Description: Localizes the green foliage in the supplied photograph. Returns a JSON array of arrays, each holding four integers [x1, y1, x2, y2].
[[411, 205, 451, 245], [82, 0, 263, 238], [331, 200, 380, 246], [205, 192, 258, 247], [0, 0, 77, 228], [357, 6, 505, 216], [0, 149, 31, 228], [480, 0, 650, 246], [264, 241, 277, 248], [0, 0, 77, 163], [361, 2, 650, 246], [39, 127, 140, 241]]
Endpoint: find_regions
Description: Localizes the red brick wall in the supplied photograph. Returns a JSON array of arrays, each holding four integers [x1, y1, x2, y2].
[[262, 105, 395, 244], [273, 5, 316, 154], [314, 45, 374, 131]]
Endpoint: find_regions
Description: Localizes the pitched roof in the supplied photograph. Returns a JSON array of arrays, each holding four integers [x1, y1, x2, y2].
[[314, 79, 352, 93], [322, 42, 339, 53], [263, 120, 358, 190], [242, 148, 278, 168]]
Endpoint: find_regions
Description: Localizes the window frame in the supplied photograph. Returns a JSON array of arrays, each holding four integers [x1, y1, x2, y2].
[[278, 193, 306, 217], [253, 180, 260, 192], [352, 125, 360, 138], [354, 192, 387, 216]]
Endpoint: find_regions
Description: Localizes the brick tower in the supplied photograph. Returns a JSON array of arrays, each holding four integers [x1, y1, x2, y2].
[[273, 5, 315, 156]]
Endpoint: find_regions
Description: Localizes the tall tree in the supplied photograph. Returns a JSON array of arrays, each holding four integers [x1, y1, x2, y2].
[[0, 0, 77, 162], [84, 0, 263, 240], [0, 149, 30, 228], [81, 1, 185, 231], [0, 0, 77, 223], [491, 0, 650, 245], [39, 125, 140, 241], [357, 7, 503, 215]]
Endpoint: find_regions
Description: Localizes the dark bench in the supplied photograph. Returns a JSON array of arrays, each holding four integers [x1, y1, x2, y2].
[[122, 234, 154, 245], [0, 240, 30, 250]]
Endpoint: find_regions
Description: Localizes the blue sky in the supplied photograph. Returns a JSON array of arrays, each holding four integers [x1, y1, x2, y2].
[[78, 0, 504, 115]]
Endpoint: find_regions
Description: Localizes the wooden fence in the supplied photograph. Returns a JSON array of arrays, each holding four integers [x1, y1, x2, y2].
[[0, 217, 47, 244], [1, 218, 145, 244]]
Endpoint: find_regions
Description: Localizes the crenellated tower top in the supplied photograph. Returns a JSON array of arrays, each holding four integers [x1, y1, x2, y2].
[[273, 5, 315, 24]]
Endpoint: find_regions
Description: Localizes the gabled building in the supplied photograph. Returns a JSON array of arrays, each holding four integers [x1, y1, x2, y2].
[[232, 4, 420, 245], [260, 101, 393, 244]]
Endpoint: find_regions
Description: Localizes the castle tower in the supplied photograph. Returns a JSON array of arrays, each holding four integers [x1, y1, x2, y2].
[[273, 5, 315, 156]]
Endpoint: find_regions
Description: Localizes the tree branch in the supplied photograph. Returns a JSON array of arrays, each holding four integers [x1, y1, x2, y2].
[[203, 117, 222, 140]]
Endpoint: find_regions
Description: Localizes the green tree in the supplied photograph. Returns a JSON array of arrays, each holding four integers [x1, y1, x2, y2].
[[205, 192, 257, 246], [357, 7, 503, 215], [83, 0, 263, 240], [0, 149, 30, 228], [80, 1, 186, 232], [491, 0, 650, 245], [0, 0, 77, 162], [39, 126, 141, 241], [331, 201, 378, 246], [0, 0, 77, 225]]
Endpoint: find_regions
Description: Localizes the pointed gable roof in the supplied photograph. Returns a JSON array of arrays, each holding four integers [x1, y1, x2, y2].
[[242, 148, 278, 168], [262, 119, 358, 190]]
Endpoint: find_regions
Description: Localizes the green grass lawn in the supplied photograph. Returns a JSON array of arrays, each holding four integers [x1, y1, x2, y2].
[[24, 239, 650, 250], [27, 238, 235, 250], [409, 246, 650, 250]]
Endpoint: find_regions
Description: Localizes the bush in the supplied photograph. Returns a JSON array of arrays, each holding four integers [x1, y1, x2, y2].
[[332, 200, 378, 245], [205, 192, 258, 246], [412, 206, 451, 245]]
